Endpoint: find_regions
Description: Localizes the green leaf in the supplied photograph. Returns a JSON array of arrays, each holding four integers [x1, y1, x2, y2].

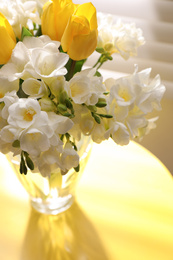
[[21, 27, 32, 41]]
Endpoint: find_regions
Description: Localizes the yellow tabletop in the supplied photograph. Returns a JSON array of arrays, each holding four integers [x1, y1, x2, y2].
[[0, 140, 173, 260]]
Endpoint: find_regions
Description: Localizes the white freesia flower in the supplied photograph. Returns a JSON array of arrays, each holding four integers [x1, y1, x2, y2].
[[35, 0, 50, 15], [1, 125, 22, 143], [97, 12, 117, 54], [0, 104, 7, 129], [113, 20, 145, 60], [106, 77, 136, 107], [0, 138, 16, 154], [0, 42, 31, 81], [22, 35, 60, 53], [126, 108, 147, 137], [37, 147, 62, 177], [138, 117, 158, 139], [39, 98, 56, 112], [49, 76, 66, 97], [1, 92, 19, 120], [22, 78, 48, 98], [7, 98, 42, 128], [47, 112, 74, 135], [79, 112, 95, 136], [135, 69, 166, 113], [0, 0, 41, 38], [25, 48, 68, 84], [70, 105, 107, 143], [97, 12, 145, 59], [45, 112, 74, 151], [0, 36, 68, 83], [105, 67, 166, 140], [67, 68, 105, 106], [105, 121, 130, 145], [20, 128, 50, 156], [61, 143, 79, 172], [91, 122, 107, 144], [0, 78, 19, 101], [68, 104, 89, 141]]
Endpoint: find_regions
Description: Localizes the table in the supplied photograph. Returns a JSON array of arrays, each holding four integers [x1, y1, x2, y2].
[[0, 140, 173, 260]]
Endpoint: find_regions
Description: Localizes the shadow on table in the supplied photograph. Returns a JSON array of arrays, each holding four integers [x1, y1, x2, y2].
[[20, 202, 109, 260]]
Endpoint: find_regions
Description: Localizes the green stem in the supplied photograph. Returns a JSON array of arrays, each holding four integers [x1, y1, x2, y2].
[[93, 59, 100, 68], [67, 60, 76, 81], [96, 62, 104, 71]]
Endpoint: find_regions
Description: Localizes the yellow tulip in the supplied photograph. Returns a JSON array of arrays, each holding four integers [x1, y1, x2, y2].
[[41, 0, 77, 42], [0, 12, 16, 64], [41, 1, 98, 61], [61, 2, 98, 60]]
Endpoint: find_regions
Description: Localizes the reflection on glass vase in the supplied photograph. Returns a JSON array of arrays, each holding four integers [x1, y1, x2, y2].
[[7, 136, 92, 215]]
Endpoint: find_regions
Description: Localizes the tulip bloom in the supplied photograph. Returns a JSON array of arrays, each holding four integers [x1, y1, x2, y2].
[[61, 3, 98, 60], [41, 0, 98, 61], [41, 0, 76, 42], [0, 12, 16, 64]]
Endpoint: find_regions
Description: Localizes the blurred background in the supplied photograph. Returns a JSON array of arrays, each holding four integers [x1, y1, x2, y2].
[[78, 0, 173, 174]]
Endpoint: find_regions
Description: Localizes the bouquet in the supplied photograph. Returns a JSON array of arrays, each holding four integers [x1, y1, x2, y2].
[[0, 0, 165, 177]]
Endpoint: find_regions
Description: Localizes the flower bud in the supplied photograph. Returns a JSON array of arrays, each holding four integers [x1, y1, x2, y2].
[[39, 98, 56, 112], [58, 103, 67, 112], [96, 98, 107, 108]]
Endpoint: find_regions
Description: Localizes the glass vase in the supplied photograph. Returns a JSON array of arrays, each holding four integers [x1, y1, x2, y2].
[[7, 136, 92, 215]]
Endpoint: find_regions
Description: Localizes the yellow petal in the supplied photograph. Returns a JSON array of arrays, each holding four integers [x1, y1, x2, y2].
[[0, 13, 16, 64], [54, 2, 76, 40], [52, 0, 73, 8], [42, 0, 76, 41], [61, 14, 91, 51], [72, 16, 90, 36], [74, 2, 98, 30], [67, 29, 98, 61], [41, 2, 57, 40]]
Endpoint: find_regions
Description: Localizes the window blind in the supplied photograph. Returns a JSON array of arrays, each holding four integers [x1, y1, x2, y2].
[[79, 0, 173, 98]]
